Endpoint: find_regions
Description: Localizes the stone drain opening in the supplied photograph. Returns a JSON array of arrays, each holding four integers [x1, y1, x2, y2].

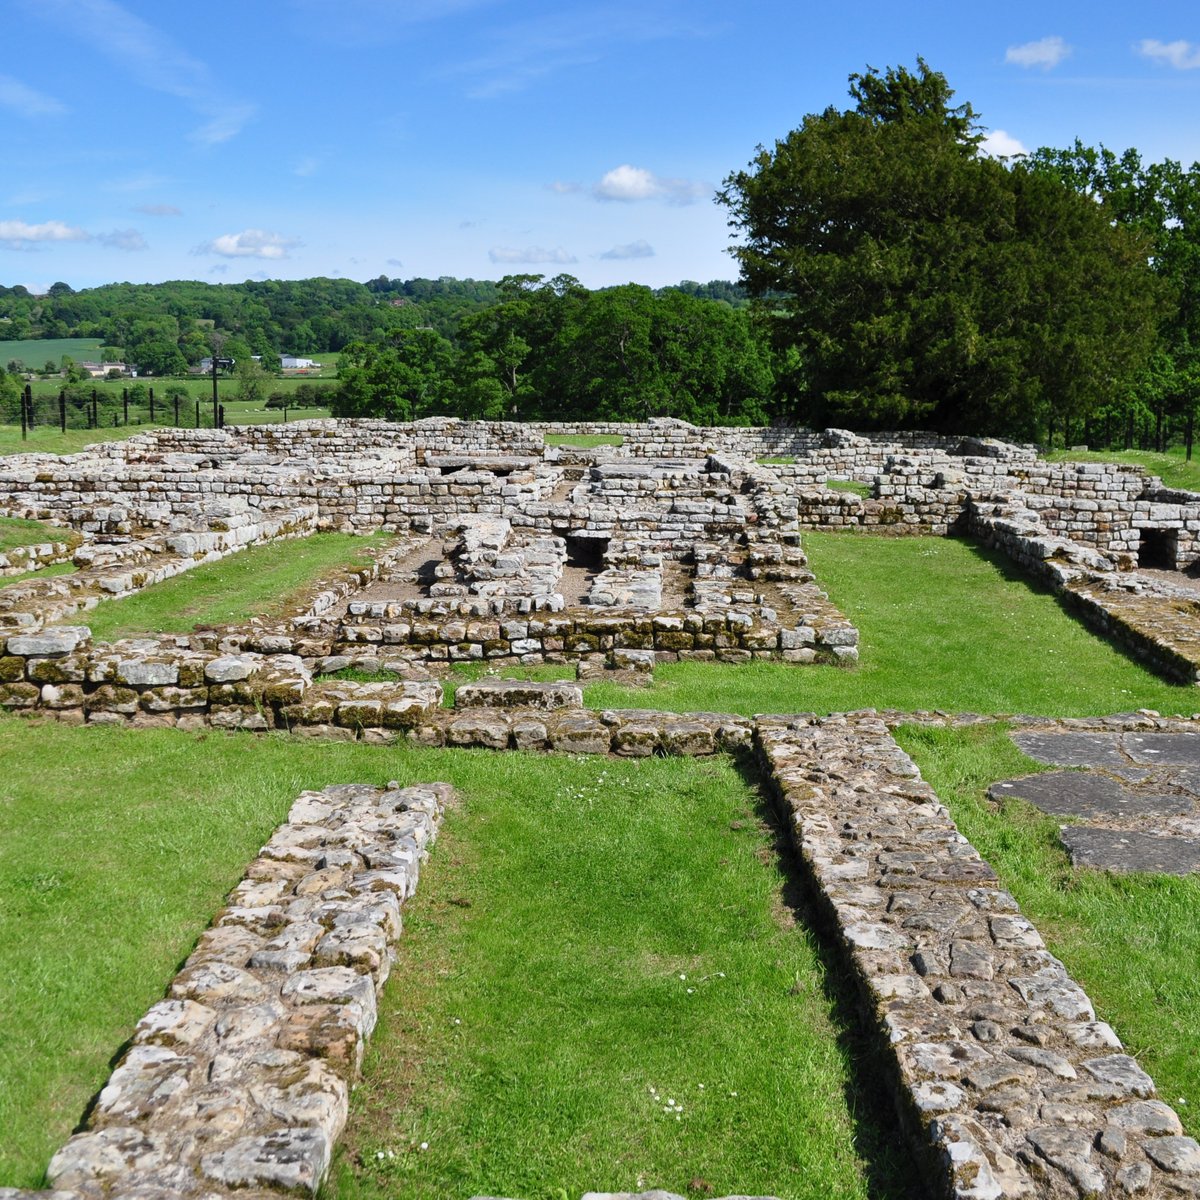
[[1138, 528, 1178, 570]]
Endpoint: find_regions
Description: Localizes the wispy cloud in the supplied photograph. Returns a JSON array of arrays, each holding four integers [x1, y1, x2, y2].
[[386, 257, 404, 268], [290, 0, 499, 46], [136, 204, 181, 217], [97, 228, 147, 251], [294, 157, 320, 178], [1005, 35, 1071, 69], [600, 239, 654, 260], [980, 130, 1029, 158], [30, 0, 256, 143], [102, 172, 167, 194], [0, 218, 145, 252], [448, 5, 714, 99], [1137, 39, 1200, 70], [593, 164, 708, 205], [489, 245, 577, 265], [0, 74, 67, 117], [0, 219, 89, 249], [196, 229, 302, 260]]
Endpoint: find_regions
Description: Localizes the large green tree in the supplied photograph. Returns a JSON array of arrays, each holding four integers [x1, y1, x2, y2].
[[718, 60, 1162, 439]]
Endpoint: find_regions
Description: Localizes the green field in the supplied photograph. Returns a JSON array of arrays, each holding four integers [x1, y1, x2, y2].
[[0, 337, 103, 369]]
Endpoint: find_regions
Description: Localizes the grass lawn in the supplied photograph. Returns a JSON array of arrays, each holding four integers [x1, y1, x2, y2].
[[897, 722, 1200, 1136], [1044, 446, 1200, 493], [0, 721, 912, 1199], [0, 517, 70, 554], [585, 533, 1199, 718], [544, 433, 624, 448], [80, 532, 392, 641]]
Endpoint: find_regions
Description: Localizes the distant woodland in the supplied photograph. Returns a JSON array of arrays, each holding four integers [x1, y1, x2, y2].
[[3, 64, 1199, 445]]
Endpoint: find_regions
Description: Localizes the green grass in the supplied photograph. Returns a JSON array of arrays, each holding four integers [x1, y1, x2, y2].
[[824, 479, 871, 497], [80, 533, 391, 642], [0, 517, 69, 554], [897, 722, 1200, 1135], [583, 533, 1199, 718], [0, 337, 103, 369], [330, 750, 911, 1200], [0, 423, 163, 457], [0, 561, 76, 589], [757, 456, 795, 465], [0, 720, 913, 1199], [1044, 446, 1200, 493], [544, 433, 624, 448]]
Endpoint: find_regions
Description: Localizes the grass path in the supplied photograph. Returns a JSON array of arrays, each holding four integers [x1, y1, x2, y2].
[[330, 752, 913, 1200], [80, 532, 391, 641]]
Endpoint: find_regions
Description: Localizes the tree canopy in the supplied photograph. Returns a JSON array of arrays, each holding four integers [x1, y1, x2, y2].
[[719, 60, 1164, 440]]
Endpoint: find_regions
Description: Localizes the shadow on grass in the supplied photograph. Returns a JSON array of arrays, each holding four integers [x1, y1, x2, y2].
[[732, 749, 927, 1200]]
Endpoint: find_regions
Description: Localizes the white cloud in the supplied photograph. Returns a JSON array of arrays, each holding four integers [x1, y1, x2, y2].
[[294, 157, 319, 177], [0, 219, 90, 248], [593, 164, 707, 205], [1005, 35, 1071, 69], [981, 130, 1029, 158], [0, 74, 66, 117], [136, 204, 181, 217], [488, 245, 577, 265], [97, 228, 147, 251], [31, 0, 255, 144], [549, 180, 583, 195], [197, 229, 301, 260], [600, 239, 655, 260], [1137, 39, 1200, 70]]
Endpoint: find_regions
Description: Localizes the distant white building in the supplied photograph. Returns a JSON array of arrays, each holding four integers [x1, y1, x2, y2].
[[281, 355, 322, 370], [80, 360, 130, 378]]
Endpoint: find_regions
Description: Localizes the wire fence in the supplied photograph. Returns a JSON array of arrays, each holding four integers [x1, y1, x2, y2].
[[2, 385, 225, 436]]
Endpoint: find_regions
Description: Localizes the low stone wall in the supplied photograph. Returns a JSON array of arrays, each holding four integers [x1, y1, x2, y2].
[[335, 602, 859, 665], [757, 712, 1200, 1200], [0, 538, 75, 577], [11, 782, 451, 1199]]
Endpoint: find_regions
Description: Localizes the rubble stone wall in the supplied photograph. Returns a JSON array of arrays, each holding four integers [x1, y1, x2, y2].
[[29, 782, 452, 1200], [759, 712, 1200, 1200]]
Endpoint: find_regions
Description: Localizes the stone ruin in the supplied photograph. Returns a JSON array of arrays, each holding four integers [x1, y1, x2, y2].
[[4, 416, 1200, 1200]]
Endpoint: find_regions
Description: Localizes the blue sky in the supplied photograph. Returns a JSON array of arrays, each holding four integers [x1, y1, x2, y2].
[[2, 0, 1199, 293]]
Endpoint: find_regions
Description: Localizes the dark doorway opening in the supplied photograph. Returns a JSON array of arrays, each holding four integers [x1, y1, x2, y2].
[[1138, 528, 1178, 570], [565, 536, 608, 571]]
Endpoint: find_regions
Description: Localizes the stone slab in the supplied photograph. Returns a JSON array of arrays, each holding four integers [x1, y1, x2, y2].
[[1060, 825, 1200, 874], [988, 771, 1190, 820], [1123, 732, 1200, 767], [1010, 730, 1127, 767]]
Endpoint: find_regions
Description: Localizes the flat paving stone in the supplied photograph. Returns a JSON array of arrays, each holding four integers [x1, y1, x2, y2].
[[1122, 732, 1200, 767], [1060, 825, 1200, 874], [988, 772, 1190, 820], [1011, 731, 1128, 767]]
